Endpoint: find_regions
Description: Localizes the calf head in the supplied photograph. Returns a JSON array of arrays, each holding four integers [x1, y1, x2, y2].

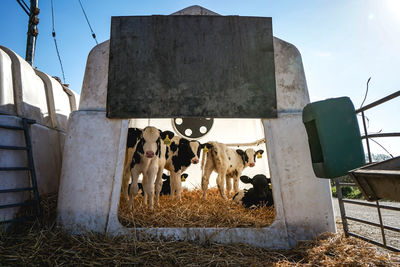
[[136, 127, 175, 158], [185, 142, 213, 164], [171, 138, 201, 164], [236, 149, 264, 167], [189, 140, 201, 164], [240, 174, 271, 199]]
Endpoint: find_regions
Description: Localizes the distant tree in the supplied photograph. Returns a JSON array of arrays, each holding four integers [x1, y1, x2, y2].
[[327, 153, 391, 198], [365, 153, 391, 163], [330, 153, 390, 186], [330, 175, 352, 186]]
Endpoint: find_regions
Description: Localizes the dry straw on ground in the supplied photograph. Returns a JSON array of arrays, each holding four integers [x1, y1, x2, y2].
[[1, 193, 399, 266], [119, 187, 276, 228]]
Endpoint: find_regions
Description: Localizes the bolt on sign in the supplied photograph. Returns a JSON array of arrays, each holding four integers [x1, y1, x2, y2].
[[107, 15, 277, 118]]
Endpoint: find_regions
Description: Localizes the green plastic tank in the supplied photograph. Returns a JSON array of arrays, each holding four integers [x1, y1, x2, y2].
[[302, 97, 365, 178]]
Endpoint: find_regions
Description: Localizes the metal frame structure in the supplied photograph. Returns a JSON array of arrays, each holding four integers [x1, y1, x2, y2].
[[0, 118, 41, 224], [336, 89, 400, 252]]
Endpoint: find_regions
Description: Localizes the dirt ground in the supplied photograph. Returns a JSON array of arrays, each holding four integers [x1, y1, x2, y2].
[[332, 198, 400, 250]]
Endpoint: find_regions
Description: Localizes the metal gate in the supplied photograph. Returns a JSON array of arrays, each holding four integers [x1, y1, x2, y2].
[[336, 90, 400, 252]]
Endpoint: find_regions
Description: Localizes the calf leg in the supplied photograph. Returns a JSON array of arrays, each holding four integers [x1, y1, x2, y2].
[[154, 168, 164, 206], [201, 160, 214, 200], [142, 174, 149, 206], [143, 164, 158, 209], [169, 172, 176, 199], [216, 171, 227, 199], [210, 148, 228, 199], [128, 167, 141, 209], [226, 177, 233, 197], [174, 172, 183, 201], [122, 148, 134, 201], [170, 172, 182, 201], [233, 175, 240, 194]]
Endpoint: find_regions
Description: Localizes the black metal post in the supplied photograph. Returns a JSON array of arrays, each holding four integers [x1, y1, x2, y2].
[[361, 111, 387, 247], [22, 118, 41, 217], [25, 0, 39, 65], [361, 111, 372, 163], [375, 200, 387, 247], [335, 178, 349, 235], [356, 90, 400, 113]]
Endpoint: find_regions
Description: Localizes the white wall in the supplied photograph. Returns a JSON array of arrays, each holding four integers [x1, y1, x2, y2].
[[0, 46, 49, 126], [35, 70, 71, 131], [0, 49, 14, 115]]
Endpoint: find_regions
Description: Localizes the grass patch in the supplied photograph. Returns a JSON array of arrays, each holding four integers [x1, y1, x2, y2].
[[332, 186, 364, 199]]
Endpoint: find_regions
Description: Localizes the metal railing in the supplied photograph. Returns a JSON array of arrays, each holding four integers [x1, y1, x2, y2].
[[0, 117, 41, 224], [336, 89, 400, 252]]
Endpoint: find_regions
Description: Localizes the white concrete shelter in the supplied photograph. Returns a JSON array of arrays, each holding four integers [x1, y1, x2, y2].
[[0, 46, 79, 223], [57, 6, 336, 249]]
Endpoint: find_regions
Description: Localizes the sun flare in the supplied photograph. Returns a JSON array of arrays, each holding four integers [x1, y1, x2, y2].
[[386, 0, 400, 21]]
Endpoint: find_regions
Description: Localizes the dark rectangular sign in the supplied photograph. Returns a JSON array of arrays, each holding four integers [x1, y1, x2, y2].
[[107, 15, 276, 118]]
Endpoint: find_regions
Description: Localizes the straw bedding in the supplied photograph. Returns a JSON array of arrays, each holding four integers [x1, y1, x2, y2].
[[118, 187, 276, 228], [1, 194, 398, 266]]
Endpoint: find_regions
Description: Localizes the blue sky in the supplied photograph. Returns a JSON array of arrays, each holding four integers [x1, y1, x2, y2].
[[1, 0, 399, 157]]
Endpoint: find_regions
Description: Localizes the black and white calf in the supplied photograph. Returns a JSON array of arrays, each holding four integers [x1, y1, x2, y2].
[[122, 128, 143, 201], [201, 141, 264, 199], [125, 126, 174, 209], [155, 136, 211, 202], [233, 174, 273, 208]]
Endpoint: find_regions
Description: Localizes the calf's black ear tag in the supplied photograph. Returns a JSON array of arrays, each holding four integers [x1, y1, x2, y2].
[[163, 135, 171, 145]]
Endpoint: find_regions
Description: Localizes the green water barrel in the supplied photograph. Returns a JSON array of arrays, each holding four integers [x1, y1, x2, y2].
[[302, 97, 365, 178]]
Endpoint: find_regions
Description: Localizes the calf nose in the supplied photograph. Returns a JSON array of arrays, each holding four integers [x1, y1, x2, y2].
[[249, 162, 255, 167], [145, 151, 155, 158], [192, 158, 199, 164]]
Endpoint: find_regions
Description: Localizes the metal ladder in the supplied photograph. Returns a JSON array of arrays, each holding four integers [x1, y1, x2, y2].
[[0, 118, 41, 224]]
